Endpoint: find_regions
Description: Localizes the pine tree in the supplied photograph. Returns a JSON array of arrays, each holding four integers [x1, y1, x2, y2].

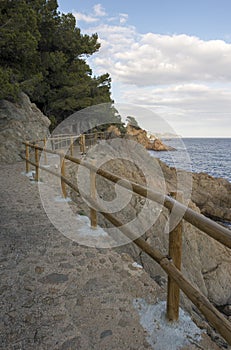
[[0, 0, 113, 125]]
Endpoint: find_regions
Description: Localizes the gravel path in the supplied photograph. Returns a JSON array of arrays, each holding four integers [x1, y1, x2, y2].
[[0, 162, 222, 350]]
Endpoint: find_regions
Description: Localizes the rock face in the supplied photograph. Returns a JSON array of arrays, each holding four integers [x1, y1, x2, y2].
[[150, 138, 174, 151], [0, 93, 50, 163], [192, 172, 231, 222], [157, 160, 231, 223], [107, 125, 121, 137], [125, 124, 174, 151], [101, 125, 175, 152]]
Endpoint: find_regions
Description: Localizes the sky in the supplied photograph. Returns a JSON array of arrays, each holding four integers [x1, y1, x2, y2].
[[58, 0, 231, 137]]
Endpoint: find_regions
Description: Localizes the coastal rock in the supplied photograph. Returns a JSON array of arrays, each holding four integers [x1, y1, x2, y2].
[[125, 124, 174, 151], [148, 138, 174, 151], [157, 160, 231, 223], [0, 93, 50, 163], [192, 172, 231, 222]]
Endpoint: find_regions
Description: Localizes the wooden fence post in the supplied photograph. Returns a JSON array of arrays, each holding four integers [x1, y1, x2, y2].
[[80, 134, 85, 153], [43, 137, 47, 165], [94, 132, 98, 145], [80, 135, 83, 153], [167, 191, 183, 322], [35, 145, 39, 181], [25, 141, 30, 173], [82, 134, 86, 154], [90, 165, 97, 229], [70, 136, 74, 156], [79, 134, 86, 154], [59, 152, 67, 198]]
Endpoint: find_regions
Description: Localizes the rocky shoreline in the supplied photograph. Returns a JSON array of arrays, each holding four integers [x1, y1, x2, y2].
[[108, 123, 175, 151]]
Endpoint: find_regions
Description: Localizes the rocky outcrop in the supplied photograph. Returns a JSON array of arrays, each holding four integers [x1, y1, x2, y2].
[[192, 172, 231, 222], [0, 93, 50, 163], [125, 124, 174, 151], [149, 138, 174, 151], [107, 125, 121, 137], [156, 160, 231, 223]]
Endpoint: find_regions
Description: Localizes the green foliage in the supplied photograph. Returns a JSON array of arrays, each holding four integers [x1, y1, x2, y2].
[[0, 0, 114, 127], [0, 0, 40, 78], [0, 67, 19, 100]]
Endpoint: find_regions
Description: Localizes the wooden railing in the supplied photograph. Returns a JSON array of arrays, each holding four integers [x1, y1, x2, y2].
[[35, 132, 110, 156], [22, 139, 231, 345]]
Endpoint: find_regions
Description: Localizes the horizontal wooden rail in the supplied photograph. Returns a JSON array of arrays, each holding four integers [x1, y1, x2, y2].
[[23, 142, 61, 155], [30, 132, 108, 143], [22, 142, 231, 249]]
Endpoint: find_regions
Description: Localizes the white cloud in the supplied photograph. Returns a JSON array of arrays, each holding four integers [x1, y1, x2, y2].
[[83, 10, 231, 136], [87, 27, 231, 85], [119, 83, 231, 137], [73, 12, 98, 24], [123, 83, 231, 112], [93, 4, 106, 17], [119, 13, 128, 24], [73, 4, 106, 25]]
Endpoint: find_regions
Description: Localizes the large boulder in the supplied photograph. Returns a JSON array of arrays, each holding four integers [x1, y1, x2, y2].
[[0, 93, 50, 163]]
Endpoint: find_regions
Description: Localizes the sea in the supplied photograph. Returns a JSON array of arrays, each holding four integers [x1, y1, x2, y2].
[[149, 138, 231, 183]]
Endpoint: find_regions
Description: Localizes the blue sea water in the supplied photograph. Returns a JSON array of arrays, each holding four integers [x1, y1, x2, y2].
[[149, 138, 231, 183]]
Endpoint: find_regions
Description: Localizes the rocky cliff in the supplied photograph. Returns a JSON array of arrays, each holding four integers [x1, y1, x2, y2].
[[0, 93, 50, 163], [125, 124, 175, 151]]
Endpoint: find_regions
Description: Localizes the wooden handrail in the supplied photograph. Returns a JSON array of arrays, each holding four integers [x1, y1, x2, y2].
[[22, 141, 231, 345], [22, 141, 231, 249], [30, 131, 108, 143]]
